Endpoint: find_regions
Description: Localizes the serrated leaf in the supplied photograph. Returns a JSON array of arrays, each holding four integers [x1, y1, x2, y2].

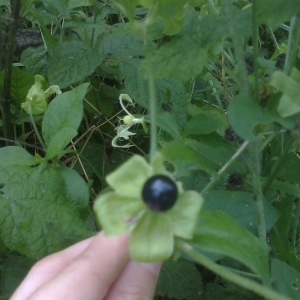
[[142, 34, 208, 82], [271, 259, 300, 299], [48, 41, 101, 89], [197, 14, 229, 44], [0, 164, 91, 259], [155, 260, 203, 300], [204, 191, 280, 233], [256, 0, 300, 28], [0, 146, 37, 167], [45, 127, 77, 160], [20, 45, 48, 78], [100, 29, 145, 57], [42, 83, 89, 145], [221, 1, 252, 39], [191, 210, 270, 281]]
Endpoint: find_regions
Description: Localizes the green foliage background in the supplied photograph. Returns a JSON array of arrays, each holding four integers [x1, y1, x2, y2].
[[1, 0, 300, 299]]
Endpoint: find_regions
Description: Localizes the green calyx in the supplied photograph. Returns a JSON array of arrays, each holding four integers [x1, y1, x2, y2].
[[93, 153, 203, 262], [21, 75, 61, 115]]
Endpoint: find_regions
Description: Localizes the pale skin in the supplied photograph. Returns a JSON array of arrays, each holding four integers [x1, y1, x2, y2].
[[11, 232, 161, 300]]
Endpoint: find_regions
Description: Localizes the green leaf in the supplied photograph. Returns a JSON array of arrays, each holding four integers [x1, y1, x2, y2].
[[148, 0, 187, 36], [186, 138, 239, 170], [156, 112, 183, 141], [156, 79, 187, 128], [256, 0, 300, 28], [162, 141, 216, 176], [100, 29, 145, 57], [120, 58, 149, 109], [67, 0, 96, 9], [271, 179, 300, 198], [0, 164, 91, 259], [271, 258, 300, 299], [155, 260, 203, 300], [269, 69, 300, 117], [204, 191, 280, 233], [45, 127, 77, 160], [1, 254, 33, 297], [20, 46, 48, 78], [269, 195, 300, 272], [0, 146, 38, 167], [228, 94, 294, 140], [277, 154, 300, 185], [221, 1, 252, 39], [48, 41, 101, 89], [141, 34, 208, 82], [58, 166, 90, 216], [112, 0, 139, 22], [0, 67, 34, 107], [42, 83, 89, 145], [202, 283, 226, 300], [192, 210, 270, 280], [0, 0, 9, 5], [197, 14, 229, 44], [185, 113, 218, 136]]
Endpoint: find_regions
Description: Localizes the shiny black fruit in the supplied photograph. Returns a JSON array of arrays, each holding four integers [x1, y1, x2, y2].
[[142, 175, 178, 212]]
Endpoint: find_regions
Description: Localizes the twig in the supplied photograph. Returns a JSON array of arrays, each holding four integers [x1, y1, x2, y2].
[[0, 0, 22, 142]]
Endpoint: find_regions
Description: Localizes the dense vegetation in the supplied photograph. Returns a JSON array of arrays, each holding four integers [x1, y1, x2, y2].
[[1, 0, 300, 299]]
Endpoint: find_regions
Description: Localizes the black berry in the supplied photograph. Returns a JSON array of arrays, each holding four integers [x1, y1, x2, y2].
[[227, 171, 244, 188], [142, 175, 178, 212], [224, 127, 237, 142]]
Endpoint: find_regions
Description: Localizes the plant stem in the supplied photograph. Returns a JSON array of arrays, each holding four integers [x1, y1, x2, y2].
[[29, 107, 46, 151], [0, 18, 3, 70], [143, 27, 157, 162], [178, 241, 290, 300], [251, 0, 259, 102], [147, 68, 157, 162], [292, 199, 300, 251], [201, 141, 249, 194], [224, 1, 249, 94], [0, 0, 21, 142], [248, 141, 266, 241], [284, 13, 300, 75]]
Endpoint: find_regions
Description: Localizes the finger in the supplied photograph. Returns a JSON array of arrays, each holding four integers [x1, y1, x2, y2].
[[11, 235, 94, 300], [28, 232, 129, 300], [105, 261, 161, 300]]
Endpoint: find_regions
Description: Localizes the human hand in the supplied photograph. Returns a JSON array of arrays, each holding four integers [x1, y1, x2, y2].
[[11, 231, 161, 300]]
